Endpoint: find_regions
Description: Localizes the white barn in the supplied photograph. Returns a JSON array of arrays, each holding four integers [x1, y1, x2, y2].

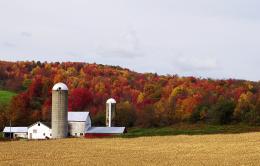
[[68, 112, 91, 137], [28, 121, 52, 139], [3, 127, 28, 139]]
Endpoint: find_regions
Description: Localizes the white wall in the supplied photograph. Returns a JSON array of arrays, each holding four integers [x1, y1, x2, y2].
[[68, 122, 85, 137], [68, 116, 91, 137], [28, 122, 52, 139]]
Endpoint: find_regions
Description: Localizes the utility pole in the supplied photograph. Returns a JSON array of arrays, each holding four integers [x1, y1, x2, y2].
[[9, 120, 11, 140]]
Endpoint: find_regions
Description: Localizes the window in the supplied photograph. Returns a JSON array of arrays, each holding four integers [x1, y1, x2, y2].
[[80, 133, 83, 136], [38, 123, 40, 126], [33, 129, 37, 133], [50, 134, 52, 136], [75, 133, 77, 136], [43, 133, 45, 136]]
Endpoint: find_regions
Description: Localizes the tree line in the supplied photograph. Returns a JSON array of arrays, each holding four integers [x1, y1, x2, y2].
[[0, 60, 260, 130]]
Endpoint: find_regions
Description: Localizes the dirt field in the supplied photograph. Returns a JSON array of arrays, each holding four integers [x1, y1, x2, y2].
[[0, 133, 259, 166]]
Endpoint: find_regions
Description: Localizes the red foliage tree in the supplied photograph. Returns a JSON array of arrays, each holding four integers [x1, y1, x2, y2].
[[68, 88, 93, 112]]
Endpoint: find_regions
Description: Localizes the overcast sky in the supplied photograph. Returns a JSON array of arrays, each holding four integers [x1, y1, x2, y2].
[[0, 0, 260, 81]]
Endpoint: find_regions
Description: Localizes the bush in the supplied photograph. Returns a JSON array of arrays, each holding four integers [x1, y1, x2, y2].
[[208, 98, 235, 125], [246, 99, 260, 125], [115, 101, 136, 127], [136, 104, 157, 127], [92, 111, 105, 126], [190, 106, 208, 123]]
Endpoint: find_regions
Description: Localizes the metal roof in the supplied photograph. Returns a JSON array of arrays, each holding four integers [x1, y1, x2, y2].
[[85, 127, 125, 134], [52, 82, 68, 91], [3, 127, 28, 133], [106, 98, 116, 104], [68, 112, 90, 122]]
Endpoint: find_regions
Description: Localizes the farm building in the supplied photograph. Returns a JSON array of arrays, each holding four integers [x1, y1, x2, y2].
[[68, 112, 91, 137], [28, 121, 52, 139], [26, 112, 91, 139], [85, 127, 126, 138], [106, 98, 116, 127], [3, 127, 28, 139], [2, 112, 91, 139], [2, 83, 126, 139], [52, 82, 68, 139]]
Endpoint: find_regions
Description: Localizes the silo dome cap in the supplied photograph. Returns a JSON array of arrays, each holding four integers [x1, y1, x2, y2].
[[106, 98, 116, 104], [52, 82, 68, 91]]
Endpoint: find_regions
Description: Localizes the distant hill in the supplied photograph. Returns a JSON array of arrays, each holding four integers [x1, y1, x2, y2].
[[0, 60, 259, 127]]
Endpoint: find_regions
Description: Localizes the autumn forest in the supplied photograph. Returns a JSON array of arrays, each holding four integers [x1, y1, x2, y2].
[[0, 60, 260, 130]]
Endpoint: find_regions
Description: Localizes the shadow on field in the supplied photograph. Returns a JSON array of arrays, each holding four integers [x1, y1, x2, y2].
[[121, 124, 260, 138]]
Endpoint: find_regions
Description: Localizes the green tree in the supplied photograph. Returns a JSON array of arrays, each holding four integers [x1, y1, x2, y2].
[[115, 101, 136, 127], [92, 111, 105, 126], [208, 97, 235, 125], [0, 104, 8, 131], [136, 104, 157, 127], [234, 92, 254, 122]]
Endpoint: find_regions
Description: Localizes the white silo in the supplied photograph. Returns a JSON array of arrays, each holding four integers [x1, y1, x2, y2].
[[52, 82, 68, 138], [106, 98, 116, 127]]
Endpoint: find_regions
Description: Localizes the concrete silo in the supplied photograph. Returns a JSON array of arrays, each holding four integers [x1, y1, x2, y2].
[[52, 83, 68, 138], [106, 98, 116, 127]]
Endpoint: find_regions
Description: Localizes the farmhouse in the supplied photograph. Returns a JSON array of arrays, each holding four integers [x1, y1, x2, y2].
[[28, 121, 52, 139], [68, 112, 91, 137], [3, 127, 28, 139]]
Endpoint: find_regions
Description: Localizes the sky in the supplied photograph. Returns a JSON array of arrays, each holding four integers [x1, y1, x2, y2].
[[0, 0, 260, 81]]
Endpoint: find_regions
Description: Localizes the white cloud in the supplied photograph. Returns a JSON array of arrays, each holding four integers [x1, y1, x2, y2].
[[21, 32, 32, 37], [2, 42, 16, 48], [176, 55, 218, 71], [96, 29, 143, 58]]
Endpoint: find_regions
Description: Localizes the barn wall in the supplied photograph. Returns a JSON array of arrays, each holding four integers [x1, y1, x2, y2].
[[4, 133, 13, 139], [28, 123, 52, 139], [68, 121, 85, 137], [14, 132, 27, 139], [85, 133, 114, 138]]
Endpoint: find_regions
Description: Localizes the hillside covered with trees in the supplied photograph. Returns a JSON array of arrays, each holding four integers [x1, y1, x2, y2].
[[0, 60, 260, 130]]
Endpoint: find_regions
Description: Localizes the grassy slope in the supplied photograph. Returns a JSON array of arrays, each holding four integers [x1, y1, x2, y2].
[[123, 124, 260, 138], [0, 90, 16, 105]]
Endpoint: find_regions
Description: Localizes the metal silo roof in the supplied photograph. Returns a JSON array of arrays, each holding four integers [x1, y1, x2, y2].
[[52, 82, 68, 91], [106, 98, 116, 104]]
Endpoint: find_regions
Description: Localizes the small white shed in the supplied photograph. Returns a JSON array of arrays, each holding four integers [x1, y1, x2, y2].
[[68, 112, 91, 137], [28, 121, 52, 139], [3, 127, 28, 139]]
